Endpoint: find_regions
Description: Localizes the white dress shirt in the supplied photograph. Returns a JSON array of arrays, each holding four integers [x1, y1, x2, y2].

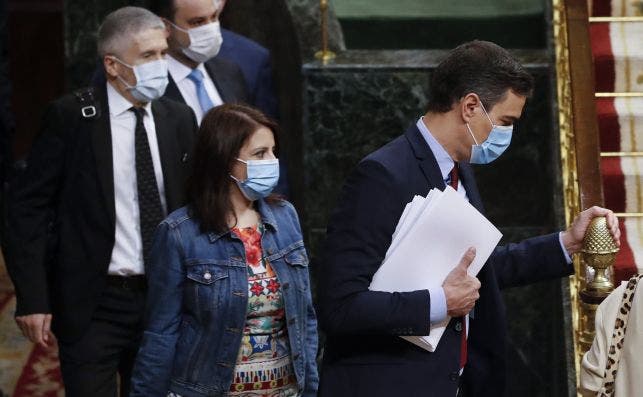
[[107, 82, 167, 275], [167, 55, 223, 124]]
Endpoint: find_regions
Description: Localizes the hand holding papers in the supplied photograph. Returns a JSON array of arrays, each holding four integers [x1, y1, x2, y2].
[[369, 186, 502, 351]]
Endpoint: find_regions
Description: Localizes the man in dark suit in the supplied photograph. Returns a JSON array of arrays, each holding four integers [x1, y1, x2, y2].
[[148, 0, 247, 125], [150, 0, 289, 196], [317, 41, 621, 397], [4, 7, 196, 396]]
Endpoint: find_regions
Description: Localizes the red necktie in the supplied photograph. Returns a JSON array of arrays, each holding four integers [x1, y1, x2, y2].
[[449, 163, 459, 190], [449, 163, 467, 368]]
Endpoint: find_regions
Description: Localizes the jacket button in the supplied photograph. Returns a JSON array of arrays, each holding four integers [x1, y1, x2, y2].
[[455, 322, 462, 332], [282, 282, 290, 290], [450, 372, 459, 381], [204, 272, 212, 280], [288, 318, 296, 325]]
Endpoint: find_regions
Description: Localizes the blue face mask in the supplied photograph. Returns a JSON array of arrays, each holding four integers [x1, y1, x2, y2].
[[230, 158, 280, 201], [466, 101, 513, 164]]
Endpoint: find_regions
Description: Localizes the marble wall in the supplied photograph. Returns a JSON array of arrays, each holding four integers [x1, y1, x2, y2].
[[64, 0, 149, 89], [302, 49, 571, 396]]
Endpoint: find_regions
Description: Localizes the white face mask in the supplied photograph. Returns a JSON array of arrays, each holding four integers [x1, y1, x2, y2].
[[112, 57, 169, 102], [171, 21, 223, 63]]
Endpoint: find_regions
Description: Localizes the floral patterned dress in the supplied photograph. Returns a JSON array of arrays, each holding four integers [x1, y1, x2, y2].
[[228, 225, 298, 396], [169, 225, 298, 397]]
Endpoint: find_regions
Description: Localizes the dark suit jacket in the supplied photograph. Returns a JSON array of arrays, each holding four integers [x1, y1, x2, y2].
[[4, 85, 197, 343], [220, 28, 278, 119], [317, 124, 574, 397], [163, 55, 249, 106]]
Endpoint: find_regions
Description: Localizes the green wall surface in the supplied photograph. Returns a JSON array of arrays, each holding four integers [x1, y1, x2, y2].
[[333, 0, 548, 49], [334, 0, 545, 18]]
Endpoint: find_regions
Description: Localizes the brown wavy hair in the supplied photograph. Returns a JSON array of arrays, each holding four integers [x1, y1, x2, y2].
[[187, 103, 280, 234]]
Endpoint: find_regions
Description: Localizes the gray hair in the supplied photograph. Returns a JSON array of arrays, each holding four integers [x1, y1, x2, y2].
[[97, 6, 165, 57]]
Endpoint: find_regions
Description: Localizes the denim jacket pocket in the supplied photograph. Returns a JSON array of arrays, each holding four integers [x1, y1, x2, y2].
[[185, 264, 229, 311], [284, 249, 310, 292]]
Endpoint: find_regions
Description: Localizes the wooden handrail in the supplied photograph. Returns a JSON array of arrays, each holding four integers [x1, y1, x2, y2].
[[565, 0, 604, 210], [554, 0, 617, 392]]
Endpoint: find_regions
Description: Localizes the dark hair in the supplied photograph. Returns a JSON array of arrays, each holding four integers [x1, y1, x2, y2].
[[149, 0, 175, 20], [426, 40, 534, 113], [187, 103, 280, 234]]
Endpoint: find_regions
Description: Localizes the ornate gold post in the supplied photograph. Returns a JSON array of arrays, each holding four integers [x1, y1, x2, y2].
[[314, 0, 336, 64], [578, 217, 618, 353], [553, 0, 622, 392], [553, 0, 585, 384]]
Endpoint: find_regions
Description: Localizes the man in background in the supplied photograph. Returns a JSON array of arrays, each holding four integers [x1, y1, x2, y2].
[[5, 7, 196, 396], [150, 0, 288, 195]]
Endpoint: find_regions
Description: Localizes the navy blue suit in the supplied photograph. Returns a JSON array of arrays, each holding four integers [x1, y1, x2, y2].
[[220, 28, 278, 119], [317, 124, 573, 396]]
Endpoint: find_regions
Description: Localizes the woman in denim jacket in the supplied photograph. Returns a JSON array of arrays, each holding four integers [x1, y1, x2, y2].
[[130, 104, 319, 397]]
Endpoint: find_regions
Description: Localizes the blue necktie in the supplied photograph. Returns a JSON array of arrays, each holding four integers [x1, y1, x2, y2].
[[187, 68, 215, 115]]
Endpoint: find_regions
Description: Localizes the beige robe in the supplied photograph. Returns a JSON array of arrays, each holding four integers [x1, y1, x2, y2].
[[580, 280, 643, 396]]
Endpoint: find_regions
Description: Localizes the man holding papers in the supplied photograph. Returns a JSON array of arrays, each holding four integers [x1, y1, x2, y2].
[[317, 40, 620, 397]]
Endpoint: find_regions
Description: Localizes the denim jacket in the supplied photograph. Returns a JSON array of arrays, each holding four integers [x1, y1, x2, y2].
[[130, 199, 319, 397]]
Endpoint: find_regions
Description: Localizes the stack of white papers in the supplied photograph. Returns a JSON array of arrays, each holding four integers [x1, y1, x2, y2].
[[369, 186, 502, 351]]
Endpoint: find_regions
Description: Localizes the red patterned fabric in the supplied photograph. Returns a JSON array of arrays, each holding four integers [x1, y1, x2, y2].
[[0, 288, 64, 396]]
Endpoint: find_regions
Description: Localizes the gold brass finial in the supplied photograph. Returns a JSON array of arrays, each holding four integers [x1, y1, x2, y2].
[[581, 217, 619, 296], [314, 0, 336, 64]]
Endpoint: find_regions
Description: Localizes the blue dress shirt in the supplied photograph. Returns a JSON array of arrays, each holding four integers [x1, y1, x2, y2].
[[415, 117, 572, 325]]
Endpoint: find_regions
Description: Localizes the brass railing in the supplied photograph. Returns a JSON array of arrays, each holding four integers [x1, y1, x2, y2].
[[553, 0, 617, 392]]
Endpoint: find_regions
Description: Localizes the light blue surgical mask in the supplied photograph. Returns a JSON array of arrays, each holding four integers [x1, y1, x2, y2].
[[230, 158, 280, 201], [466, 101, 513, 164], [112, 57, 169, 103]]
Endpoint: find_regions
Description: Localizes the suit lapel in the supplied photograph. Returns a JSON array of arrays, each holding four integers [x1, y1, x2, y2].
[[404, 124, 445, 191], [458, 163, 485, 213], [151, 99, 179, 212], [91, 86, 116, 225], [204, 58, 234, 103], [164, 74, 185, 104]]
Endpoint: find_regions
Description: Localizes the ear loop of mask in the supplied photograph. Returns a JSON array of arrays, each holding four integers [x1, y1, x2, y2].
[[466, 98, 495, 146], [108, 56, 137, 88]]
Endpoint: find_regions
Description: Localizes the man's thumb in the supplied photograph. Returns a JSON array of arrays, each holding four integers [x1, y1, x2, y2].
[[458, 247, 477, 270]]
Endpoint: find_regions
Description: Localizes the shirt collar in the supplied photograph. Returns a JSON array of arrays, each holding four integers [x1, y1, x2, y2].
[[207, 199, 279, 243], [106, 81, 152, 117], [167, 54, 207, 84], [416, 117, 455, 181]]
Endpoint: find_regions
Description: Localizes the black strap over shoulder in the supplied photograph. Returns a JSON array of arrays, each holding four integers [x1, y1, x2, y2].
[[73, 87, 101, 119]]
